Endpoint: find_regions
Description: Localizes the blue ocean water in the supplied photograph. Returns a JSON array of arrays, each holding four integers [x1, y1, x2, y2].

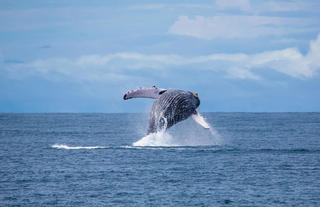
[[1, 113, 320, 206]]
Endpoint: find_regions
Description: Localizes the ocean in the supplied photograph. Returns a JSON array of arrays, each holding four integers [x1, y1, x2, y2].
[[1, 113, 319, 206]]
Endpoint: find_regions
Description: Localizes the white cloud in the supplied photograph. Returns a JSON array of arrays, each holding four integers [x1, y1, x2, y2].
[[3, 34, 320, 81], [226, 67, 261, 80], [259, 1, 320, 13], [169, 15, 316, 39], [263, 1, 301, 12], [216, 0, 251, 11]]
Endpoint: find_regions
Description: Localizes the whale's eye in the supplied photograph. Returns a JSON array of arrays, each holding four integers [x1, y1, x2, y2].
[[193, 93, 199, 99], [159, 90, 167, 95]]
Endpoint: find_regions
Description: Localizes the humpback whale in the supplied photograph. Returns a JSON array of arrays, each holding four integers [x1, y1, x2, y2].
[[123, 86, 210, 134]]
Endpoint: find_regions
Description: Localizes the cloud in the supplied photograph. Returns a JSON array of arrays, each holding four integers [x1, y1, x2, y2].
[[169, 15, 316, 39], [216, 0, 251, 11], [258, 1, 320, 13], [2, 34, 320, 81], [226, 67, 261, 80]]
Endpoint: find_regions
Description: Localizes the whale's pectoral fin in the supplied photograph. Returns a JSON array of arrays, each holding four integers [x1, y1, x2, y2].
[[123, 86, 167, 100], [192, 111, 210, 129]]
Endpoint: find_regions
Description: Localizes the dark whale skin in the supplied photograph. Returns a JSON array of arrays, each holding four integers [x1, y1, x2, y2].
[[147, 89, 200, 134]]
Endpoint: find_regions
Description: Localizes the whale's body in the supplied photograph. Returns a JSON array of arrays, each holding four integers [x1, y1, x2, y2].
[[123, 86, 209, 134], [147, 89, 199, 134]]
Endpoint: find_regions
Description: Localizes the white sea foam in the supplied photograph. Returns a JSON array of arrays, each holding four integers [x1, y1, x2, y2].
[[133, 131, 176, 146], [122, 145, 165, 150], [133, 115, 222, 147], [51, 144, 107, 150]]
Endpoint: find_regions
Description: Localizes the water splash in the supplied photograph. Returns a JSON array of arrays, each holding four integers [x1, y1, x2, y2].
[[133, 114, 222, 147], [133, 131, 175, 146]]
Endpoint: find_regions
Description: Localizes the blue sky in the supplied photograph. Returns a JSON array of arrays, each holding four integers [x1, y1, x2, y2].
[[1, 0, 320, 112]]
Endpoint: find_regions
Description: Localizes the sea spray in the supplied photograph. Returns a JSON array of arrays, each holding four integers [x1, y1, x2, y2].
[[133, 115, 222, 147], [133, 131, 176, 146]]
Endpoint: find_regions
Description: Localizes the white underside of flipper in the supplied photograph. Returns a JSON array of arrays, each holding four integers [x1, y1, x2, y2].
[[123, 86, 167, 100], [192, 112, 210, 129]]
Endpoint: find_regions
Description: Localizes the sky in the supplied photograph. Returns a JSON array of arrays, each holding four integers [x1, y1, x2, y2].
[[0, 0, 320, 112]]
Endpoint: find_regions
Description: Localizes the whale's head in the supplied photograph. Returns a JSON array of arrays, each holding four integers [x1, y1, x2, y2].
[[191, 92, 200, 108]]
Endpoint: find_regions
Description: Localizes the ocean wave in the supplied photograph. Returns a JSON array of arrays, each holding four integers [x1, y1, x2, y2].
[[51, 144, 108, 150], [51, 144, 319, 154]]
